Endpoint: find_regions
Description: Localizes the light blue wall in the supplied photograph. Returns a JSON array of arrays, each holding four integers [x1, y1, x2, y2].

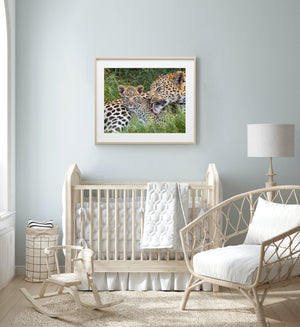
[[16, 0, 300, 265]]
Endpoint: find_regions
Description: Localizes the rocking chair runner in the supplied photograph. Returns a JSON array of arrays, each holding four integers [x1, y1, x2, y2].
[[20, 245, 123, 317]]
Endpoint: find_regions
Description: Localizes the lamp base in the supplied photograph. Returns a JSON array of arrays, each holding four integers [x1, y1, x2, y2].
[[265, 181, 276, 201], [265, 157, 276, 201], [265, 181, 276, 188]]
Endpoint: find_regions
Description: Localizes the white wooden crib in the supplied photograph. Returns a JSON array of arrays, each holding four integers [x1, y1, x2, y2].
[[62, 163, 221, 290]]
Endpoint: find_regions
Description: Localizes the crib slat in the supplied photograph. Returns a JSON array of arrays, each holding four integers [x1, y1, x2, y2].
[[249, 194, 254, 222], [209, 186, 215, 249], [89, 190, 93, 251], [132, 190, 136, 260], [192, 189, 196, 221], [140, 190, 145, 261], [123, 189, 127, 261], [200, 189, 204, 208], [97, 190, 101, 260], [192, 189, 197, 255], [80, 190, 84, 242], [115, 189, 118, 260], [200, 189, 204, 242], [106, 189, 110, 260], [193, 189, 197, 252]]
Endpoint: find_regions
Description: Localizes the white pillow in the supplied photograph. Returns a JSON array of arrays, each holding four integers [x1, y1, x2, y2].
[[244, 197, 300, 247]]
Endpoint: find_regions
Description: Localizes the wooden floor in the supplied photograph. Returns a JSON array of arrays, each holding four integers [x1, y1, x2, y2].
[[1, 275, 300, 326]]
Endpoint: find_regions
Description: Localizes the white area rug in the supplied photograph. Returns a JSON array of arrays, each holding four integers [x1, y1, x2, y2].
[[13, 291, 259, 327]]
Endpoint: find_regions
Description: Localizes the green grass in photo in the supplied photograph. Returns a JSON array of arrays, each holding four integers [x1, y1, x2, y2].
[[121, 104, 186, 134]]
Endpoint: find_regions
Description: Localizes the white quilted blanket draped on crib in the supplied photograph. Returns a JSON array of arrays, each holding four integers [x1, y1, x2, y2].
[[140, 182, 189, 250]]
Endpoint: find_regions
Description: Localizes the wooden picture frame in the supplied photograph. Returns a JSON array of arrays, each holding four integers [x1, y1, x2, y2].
[[95, 57, 196, 144]]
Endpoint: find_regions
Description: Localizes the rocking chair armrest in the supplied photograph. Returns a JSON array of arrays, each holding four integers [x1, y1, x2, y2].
[[45, 245, 84, 275], [255, 224, 300, 286], [45, 245, 83, 254]]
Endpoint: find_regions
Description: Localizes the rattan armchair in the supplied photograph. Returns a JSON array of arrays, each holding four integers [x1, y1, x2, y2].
[[180, 186, 300, 327]]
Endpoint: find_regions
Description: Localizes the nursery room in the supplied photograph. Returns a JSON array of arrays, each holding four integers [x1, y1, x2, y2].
[[1, 0, 300, 326]]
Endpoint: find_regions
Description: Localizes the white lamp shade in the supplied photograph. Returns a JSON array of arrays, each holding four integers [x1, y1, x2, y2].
[[247, 124, 295, 157]]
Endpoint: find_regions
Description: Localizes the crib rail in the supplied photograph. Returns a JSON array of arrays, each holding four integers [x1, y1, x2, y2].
[[63, 163, 220, 273], [73, 182, 210, 189]]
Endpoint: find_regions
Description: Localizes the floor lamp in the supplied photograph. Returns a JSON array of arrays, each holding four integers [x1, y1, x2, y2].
[[247, 124, 295, 196]]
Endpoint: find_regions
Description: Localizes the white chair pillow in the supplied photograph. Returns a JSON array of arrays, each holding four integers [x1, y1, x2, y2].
[[244, 197, 300, 247]]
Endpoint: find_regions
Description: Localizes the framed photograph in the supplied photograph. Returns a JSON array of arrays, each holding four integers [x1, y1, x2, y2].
[[95, 57, 196, 144]]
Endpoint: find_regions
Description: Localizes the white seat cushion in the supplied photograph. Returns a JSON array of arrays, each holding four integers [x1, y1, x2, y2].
[[49, 273, 81, 285], [193, 244, 300, 286]]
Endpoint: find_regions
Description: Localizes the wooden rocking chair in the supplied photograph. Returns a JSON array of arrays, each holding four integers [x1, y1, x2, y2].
[[20, 245, 123, 317]]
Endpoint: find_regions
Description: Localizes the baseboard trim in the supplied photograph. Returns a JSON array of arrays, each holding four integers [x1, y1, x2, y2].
[[15, 266, 25, 275]]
